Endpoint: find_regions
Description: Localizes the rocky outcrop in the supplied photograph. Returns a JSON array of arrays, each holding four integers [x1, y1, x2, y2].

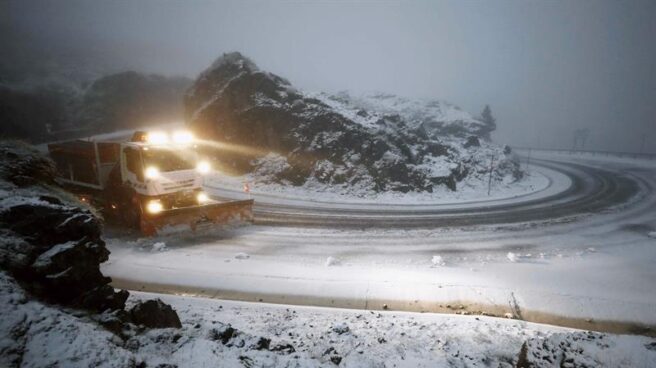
[[185, 52, 521, 193], [0, 141, 181, 336], [0, 143, 125, 312], [516, 331, 614, 368], [0, 141, 57, 187], [129, 299, 182, 329]]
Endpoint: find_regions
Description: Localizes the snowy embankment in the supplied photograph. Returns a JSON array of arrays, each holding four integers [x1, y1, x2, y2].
[[2, 271, 654, 367], [104, 152, 656, 336], [204, 163, 562, 209], [205, 165, 550, 206]]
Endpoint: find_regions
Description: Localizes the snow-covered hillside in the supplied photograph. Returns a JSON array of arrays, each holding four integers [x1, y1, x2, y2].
[[0, 70, 190, 143], [186, 52, 520, 196], [310, 91, 487, 137]]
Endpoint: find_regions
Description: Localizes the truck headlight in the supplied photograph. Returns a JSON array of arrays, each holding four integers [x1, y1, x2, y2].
[[196, 192, 209, 203], [196, 161, 211, 174], [144, 166, 160, 179], [146, 200, 163, 214]]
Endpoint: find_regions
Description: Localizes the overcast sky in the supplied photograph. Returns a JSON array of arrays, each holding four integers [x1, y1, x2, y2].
[[2, 0, 655, 152]]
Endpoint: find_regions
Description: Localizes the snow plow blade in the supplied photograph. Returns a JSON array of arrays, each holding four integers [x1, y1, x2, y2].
[[139, 199, 254, 236]]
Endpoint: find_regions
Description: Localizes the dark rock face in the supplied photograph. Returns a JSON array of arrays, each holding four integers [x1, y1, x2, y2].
[[76, 285, 130, 312], [185, 52, 520, 193], [2, 202, 101, 249], [0, 198, 129, 311], [129, 299, 182, 329], [0, 142, 124, 310], [209, 324, 237, 344], [0, 141, 57, 187], [0, 141, 183, 338], [516, 331, 612, 367], [464, 135, 481, 148]]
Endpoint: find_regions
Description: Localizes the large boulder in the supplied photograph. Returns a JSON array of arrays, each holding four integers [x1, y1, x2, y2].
[[129, 299, 182, 329], [0, 141, 127, 312], [516, 331, 613, 368]]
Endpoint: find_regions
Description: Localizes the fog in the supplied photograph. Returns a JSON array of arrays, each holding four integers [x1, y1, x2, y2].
[[2, 0, 655, 152]]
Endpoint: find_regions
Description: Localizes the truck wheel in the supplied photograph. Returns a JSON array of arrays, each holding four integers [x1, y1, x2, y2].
[[123, 196, 142, 229]]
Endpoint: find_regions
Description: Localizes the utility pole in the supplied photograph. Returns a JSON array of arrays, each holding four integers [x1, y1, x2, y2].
[[487, 156, 495, 196], [526, 148, 532, 174], [640, 135, 646, 154]]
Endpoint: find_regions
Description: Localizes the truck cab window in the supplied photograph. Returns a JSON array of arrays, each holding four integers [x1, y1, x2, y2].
[[124, 148, 144, 181]]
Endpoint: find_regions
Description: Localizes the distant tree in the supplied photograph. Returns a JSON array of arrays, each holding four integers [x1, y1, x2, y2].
[[479, 104, 497, 141]]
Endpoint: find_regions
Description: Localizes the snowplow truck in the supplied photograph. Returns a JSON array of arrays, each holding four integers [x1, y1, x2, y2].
[[47, 130, 254, 236]]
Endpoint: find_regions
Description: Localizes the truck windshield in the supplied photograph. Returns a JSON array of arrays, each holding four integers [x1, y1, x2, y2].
[[142, 148, 196, 172]]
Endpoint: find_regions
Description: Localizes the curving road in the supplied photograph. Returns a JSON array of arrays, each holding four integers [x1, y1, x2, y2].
[[205, 158, 644, 228]]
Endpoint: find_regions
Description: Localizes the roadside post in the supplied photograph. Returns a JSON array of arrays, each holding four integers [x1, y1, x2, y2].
[[487, 156, 495, 196]]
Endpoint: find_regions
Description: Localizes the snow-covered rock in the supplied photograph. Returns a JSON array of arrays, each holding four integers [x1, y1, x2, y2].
[[152, 242, 167, 252], [431, 255, 446, 266], [507, 252, 520, 263], [129, 298, 182, 329], [331, 322, 350, 335], [234, 252, 250, 260], [0, 140, 180, 333], [516, 331, 641, 367], [0, 141, 57, 187], [325, 256, 341, 267], [186, 52, 523, 193]]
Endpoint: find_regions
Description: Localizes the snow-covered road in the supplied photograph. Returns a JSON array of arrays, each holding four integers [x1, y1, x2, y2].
[[103, 152, 656, 335], [206, 158, 641, 228]]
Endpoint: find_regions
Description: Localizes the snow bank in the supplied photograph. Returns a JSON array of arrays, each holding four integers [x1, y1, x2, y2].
[[325, 256, 341, 267], [152, 242, 167, 252], [507, 252, 520, 263], [234, 252, 250, 260], [431, 255, 446, 267]]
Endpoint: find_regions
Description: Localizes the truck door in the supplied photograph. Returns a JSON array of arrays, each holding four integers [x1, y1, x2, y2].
[[121, 147, 144, 190]]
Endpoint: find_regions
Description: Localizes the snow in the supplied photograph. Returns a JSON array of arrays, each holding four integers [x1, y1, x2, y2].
[[0, 272, 135, 368], [2, 269, 654, 367], [308, 91, 484, 132], [152, 242, 167, 252], [0, 194, 58, 212], [14, 134, 656, 365], [103, 152, 656, 331], [32, 241, 77, 268], [325, 256, 341, 267], [431, 255, 446, 267], [506, 252, 520, 263], [234, 252, 250, 260], [205, 163, 554, 207]]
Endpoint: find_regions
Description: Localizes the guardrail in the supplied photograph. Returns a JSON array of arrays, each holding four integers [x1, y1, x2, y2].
[[513, 147, 656, 160]]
